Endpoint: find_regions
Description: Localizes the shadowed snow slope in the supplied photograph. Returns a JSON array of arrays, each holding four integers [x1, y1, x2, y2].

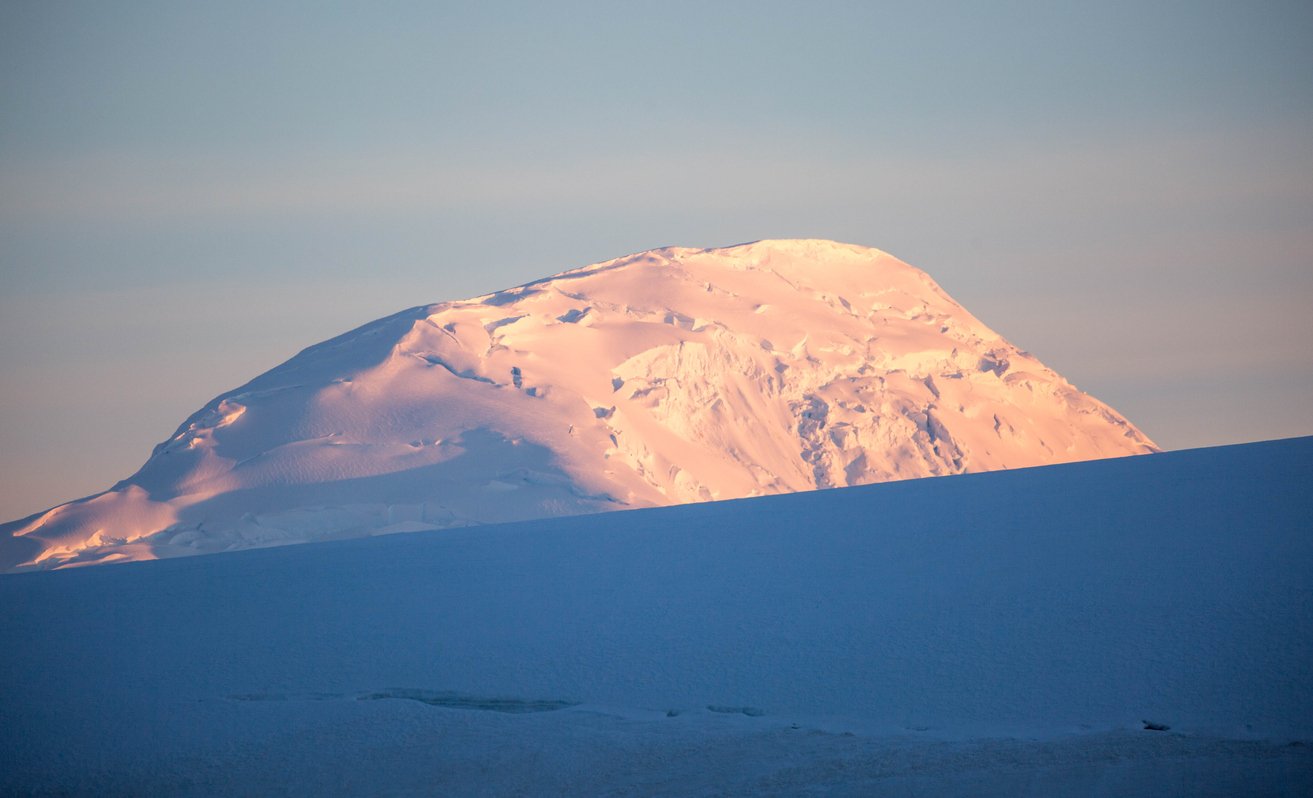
[[1, 239, 1156, 570], [0, 437, 1308, 795]]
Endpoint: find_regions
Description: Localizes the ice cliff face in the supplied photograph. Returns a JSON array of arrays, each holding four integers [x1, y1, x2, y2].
[[0, 240, 1157, 570]]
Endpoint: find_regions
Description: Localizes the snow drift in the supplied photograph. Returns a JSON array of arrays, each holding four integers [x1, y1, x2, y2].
[[1, 437, 1308, 795], [0, 239, 1156, 570]]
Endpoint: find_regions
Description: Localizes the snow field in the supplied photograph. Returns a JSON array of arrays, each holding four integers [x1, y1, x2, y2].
[[1, 436, 1309, 794]]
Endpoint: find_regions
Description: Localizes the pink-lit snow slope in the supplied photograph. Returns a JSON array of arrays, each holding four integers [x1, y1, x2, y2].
[[0, 437, 1307, 795], [1, 239, 1156, 571]]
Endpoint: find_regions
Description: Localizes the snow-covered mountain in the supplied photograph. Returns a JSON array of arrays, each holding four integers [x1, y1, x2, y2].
[[0, 239, 1156, 570]]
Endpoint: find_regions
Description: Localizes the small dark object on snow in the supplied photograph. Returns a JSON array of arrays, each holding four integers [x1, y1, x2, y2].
[[1142, 720, 1171, 731]]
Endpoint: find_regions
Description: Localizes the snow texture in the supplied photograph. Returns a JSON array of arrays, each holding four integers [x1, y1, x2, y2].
[[1, 436, 1309, 795], [0, 240, 1155, 571]]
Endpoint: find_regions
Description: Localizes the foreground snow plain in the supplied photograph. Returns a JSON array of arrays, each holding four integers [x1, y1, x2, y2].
[[2, 436, 1310, 795]]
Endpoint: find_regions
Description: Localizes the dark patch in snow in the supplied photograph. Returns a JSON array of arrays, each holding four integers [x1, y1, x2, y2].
[[797, 396, 828, 429], [708, 705, 765, 717], [978, 350, 1010, 376], [484, 315, 526, 333], [229, 689, 580, 714], [361, 689, 578, 714], [557, 307, 589, 323], [662, 310, 695, 329], [794, 394, 834, 488]]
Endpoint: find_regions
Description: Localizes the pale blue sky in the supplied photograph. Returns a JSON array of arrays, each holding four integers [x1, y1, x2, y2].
[[2, 1, 1311, 521]]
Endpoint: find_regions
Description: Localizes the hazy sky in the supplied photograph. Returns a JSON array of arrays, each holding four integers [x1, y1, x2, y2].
[[2, 1, 1311, 522]]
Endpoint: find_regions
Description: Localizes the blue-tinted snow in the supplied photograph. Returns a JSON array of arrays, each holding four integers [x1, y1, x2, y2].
[[2, 437, 1310, 794]]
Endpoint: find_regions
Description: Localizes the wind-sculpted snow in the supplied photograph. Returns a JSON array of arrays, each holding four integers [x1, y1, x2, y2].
[[1, 239, 1156, 570]]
